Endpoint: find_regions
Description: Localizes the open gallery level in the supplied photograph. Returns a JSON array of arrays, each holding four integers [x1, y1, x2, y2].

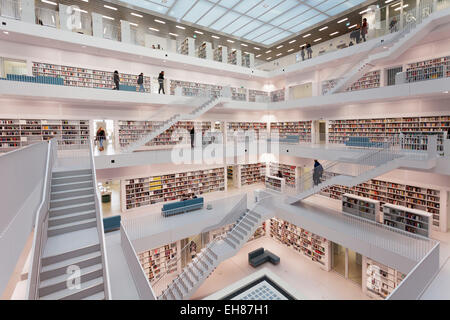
[[1, 0, 450, 303]]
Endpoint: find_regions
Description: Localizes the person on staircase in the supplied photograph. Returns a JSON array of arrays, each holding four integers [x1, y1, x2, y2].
[[313, 159, 323, 186], [158, 71, 165, 94]]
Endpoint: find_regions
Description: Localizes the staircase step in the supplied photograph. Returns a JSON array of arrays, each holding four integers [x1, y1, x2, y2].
[[48, 218, 97, 237], [242, 218, 255, 227], [49, 202, 96, 217], [246, 214, 258, 223], [42, 243, 100, 267], [51, 187, 94, 200], [39, 277, 104, 300], [51, 180, 93, 192], [186, 265, 199, 281], [232, 228, 245, 239], [207, 247, 218, 260], [192, 261, 205, 276], [82, 291, 105, 300], [177, 277, 189, 293], [181, 272, 194, 288], [248, 211, 261, 219], [50, 194, 95, 209], [239, 221, 251, 231], [52, 169, 92, 178], [52, 174, 92, 184], [40, 251, 102, 280], [48, 210, 96, 227], [172, 282, 183, 298], [228, 233, 241, 244], [39, 263, 103, 298], [166, 287, 177, 300]]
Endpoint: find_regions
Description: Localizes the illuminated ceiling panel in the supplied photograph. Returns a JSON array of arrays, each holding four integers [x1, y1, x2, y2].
[[116, 0, 373, 46]]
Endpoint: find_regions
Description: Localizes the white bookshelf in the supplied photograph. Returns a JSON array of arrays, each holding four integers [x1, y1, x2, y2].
[[362, 256, 405, 299], [265, 176, 285, 193], [240, 163, 266, 187], [0, 118, 90, 152], [248, 89, 268, 102], [320, 178, 442, 230], [138, 242, 179, 284], [342, 193, 381, 223], [406, 55, 450, 82], [270, 121, 312, 142], [382, 203, 431, 237], [269, 162, 302, 190], [231, 87, 247, 101], [121, 167, 226, 212], [270, 218, 331, 271], [169, 79, 222, 98], [346, 70, 381, 91], [226, 122, 267, 142], [270, 88, 285, 102]]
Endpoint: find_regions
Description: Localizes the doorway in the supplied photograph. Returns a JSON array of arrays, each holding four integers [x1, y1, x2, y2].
[[313, 120, 327, 144], [332, 242, 363, 286]]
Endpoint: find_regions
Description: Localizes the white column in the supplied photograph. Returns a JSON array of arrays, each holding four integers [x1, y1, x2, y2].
[[58, 4, 72, 31], [400, 0, 404, 29], [221, 46, 228, 64], [91, 13, 104, 39], [249, 53, 255, 68], [235, 49, 242, 66], [120, 20, 131, 44], [187, 37, 196, 57], [20, 0, 35, 24], [204, 42, 213, 60]]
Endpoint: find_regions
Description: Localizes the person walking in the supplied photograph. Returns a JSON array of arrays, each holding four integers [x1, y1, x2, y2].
[[96, 127, 106, 151], [361, 18, 368, 42], [137, 72, 145, 92], [190, 125, 195, 148], [113, 70, 120, 90], [313, 159, 323, 186], [158, 71, 165, 94], [306, 43, 312, 59], [354, 24, 362, 44], [389, 17, 398, 33], [300, 46, 305, 61]]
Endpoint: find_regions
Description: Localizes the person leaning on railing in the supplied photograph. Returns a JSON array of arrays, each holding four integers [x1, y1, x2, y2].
[[96, 127, 106, 151]]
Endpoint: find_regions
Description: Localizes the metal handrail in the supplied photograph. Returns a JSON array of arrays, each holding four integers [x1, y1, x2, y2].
[[88, 138, 112, 299]]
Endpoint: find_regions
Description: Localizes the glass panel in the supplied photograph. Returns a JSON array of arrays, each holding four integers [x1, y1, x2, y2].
[[3, 59, 27, 76], [348, 249, 363, 285], [332, 242, 346, 277]]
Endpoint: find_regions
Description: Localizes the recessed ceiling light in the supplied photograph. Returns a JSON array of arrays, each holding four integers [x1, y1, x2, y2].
[[299, 43, 306, 47], [287, 49, 294, 52], [348, 24, 357, 29], [337, 18, 348, 24], [81, 0, 88, 2], [244, 51, 250, 54], [129, 23, 138, 27], [303, 33, 311, 38], [319, 26, 328, 31], [256, 54, 261, 57], [154, 19, 166, 24], [211, 35, 220, 39], [330, 31, 339, 36], [359, 8, 370, 14], [392, 2, 402, 7], [254, 47, 260, 50], [266, 57, 272, 60], [276, 53, 282, 56], [104, 5, 117, 10], [169, 33, 178, 37], [176, 25, 185, 29], [41, 0, 57, 5], [266, 50, 272, 53], [241, 43, 248, 47], [131, 13, 143, 18], [72, 7, 88, 13], [289, 39, 296, 44], [194, 30, 203, 34], [103, 16, 114, 20], [276, 45, 283, 49], [385, 0, 394, 3], [3, 31, 9, 34], [443, 90, 449, 93], [149, 27, 159, 32], [394, 4, 408, 11], [314, 38, 322, 42], [227, 39, 234, 43]]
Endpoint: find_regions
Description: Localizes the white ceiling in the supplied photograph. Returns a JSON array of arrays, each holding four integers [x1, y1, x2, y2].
[[116, 0, 369, 46]]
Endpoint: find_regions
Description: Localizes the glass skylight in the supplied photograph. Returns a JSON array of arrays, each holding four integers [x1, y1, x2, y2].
[[117, 0, 371, 46]]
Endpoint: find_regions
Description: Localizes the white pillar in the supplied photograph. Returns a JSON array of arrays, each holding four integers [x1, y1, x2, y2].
[[20, 0, 35, 24], [221, 46, 228, 64], [91, 13, 103, 39], [249, 53, 255, 68], [58, 4, 72, 31], [187, 37, 196, 57], [205, 42, 213, 60], [235, 49, 242, 66], [400, 0, 404, 29], [120, 20, 131, 43]]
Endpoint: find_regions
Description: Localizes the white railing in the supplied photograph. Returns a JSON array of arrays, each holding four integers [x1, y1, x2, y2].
[[120, 222, 156, 299], [0, 0, 20, 19], [103, 22, 121, 41], [26, 139, 57, 299], [35, 7, 59, 28], [88, 139, 111, 299]]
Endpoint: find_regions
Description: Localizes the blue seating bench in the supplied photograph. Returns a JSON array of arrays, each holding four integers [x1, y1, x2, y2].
[[161, 197, 204, 217], [5, 74, 64, 85], [103, 215, 121, 233], [248, 248, 280, 267]]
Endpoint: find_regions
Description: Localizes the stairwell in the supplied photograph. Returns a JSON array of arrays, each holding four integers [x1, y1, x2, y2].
[[157, 208, 269, 300], [36, 168, 107, 300]]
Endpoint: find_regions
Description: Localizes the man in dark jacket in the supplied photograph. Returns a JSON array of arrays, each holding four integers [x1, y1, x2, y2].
[[137, 73, 144, 92], [158, 71, 165, 94], [313, 159, 323, 186], [113, 70, 120, 90], [190, 126, 195, 148]]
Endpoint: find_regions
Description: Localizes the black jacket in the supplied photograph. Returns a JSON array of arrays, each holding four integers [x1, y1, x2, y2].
[[137, 74, 143, 85], [114, 73, 119, 83], [158, 73, 164, 80]]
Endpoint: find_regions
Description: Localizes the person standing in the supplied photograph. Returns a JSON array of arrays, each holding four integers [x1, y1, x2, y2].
[[361, 18, 368, 42], [306, 43, 312, 59], [96, 127, 106, 151], [137, 72, 144, 92], [158, 71, 165, 94], [389, 17, 398, 33], [300, 46, 305, 61], [313, 159, 323, 186], [354, 24, 361, 44], [113, 70, 120, 90], [190, 125, 195, 148]]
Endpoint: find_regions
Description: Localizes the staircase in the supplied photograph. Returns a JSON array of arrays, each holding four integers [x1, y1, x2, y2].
[[122, 95, 227, 153], [37, 168, 107, 300], [157, 207, 269, 300], [327, 1, 445, 95]]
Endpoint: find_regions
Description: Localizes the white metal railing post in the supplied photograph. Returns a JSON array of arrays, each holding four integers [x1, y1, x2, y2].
[[427, 135, 438, 157]]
